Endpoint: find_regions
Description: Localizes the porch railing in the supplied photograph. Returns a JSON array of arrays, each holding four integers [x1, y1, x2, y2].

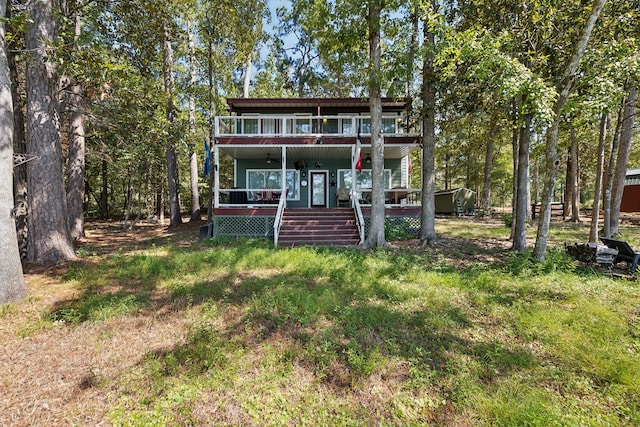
[[218, 188, 287, 207], [215, 114, 416, 137], [217, 187, 422, 208], [356, 188, 422, 207]]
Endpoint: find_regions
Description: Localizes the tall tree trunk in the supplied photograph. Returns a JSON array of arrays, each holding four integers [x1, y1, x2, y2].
[[0, 0, 27, 303], [419, 1, 437, 245], [162, 23, 181, 228], [187, 21, 200, 221], [407, 4, 418, 99], [533, 0, 606, 261], [602, 105, 622, 238], [589, 113, 608, 242], [65, 11, 85, 239], [609, 85, 637, 236], [510, 102, 519, 240], [66, 80, 85, 239], [569, 126, 580, 222], [482, 120, 497, 214], [533, 158, 539, 205], [101, 158, 108, 219], [157, 180, 165, 224], [512, 113, 532, 252], [243, 57, 252, 98], [8, 3, 27, 262], [25, 0, 75, 263], [363, 0, 386, 248], [444, 152, 450, 189], [564, 146, 573, 218]]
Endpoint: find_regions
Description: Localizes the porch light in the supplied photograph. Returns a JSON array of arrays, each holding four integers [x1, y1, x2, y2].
[[315, 137, 323, 144]]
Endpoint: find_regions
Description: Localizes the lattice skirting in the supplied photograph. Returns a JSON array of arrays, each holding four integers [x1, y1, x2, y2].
[[214, 214, 419, 240], [364, 216, 421, 237], [214, 216, 275, 238]]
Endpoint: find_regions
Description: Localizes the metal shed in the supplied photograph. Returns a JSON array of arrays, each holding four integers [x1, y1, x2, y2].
[[434, 188, 476, 215], [621, 169, 640, 212]]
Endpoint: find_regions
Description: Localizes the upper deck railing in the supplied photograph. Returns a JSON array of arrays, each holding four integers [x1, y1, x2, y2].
[[215, 114, 418, 138]]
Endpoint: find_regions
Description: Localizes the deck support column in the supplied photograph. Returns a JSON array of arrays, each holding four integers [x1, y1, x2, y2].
[[281, 147, 286, 197], [214, 143, 220, 208]]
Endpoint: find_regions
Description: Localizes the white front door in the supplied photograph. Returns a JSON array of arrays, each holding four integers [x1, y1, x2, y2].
[[310, 171, 327, 207]]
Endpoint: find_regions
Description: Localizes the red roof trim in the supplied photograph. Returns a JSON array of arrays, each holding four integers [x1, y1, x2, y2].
[[226, 97, 411, 113], [216, 136, 420, 145]]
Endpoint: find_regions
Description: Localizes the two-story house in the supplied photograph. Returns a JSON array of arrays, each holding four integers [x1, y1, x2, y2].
[[209, 97, 422, 246]]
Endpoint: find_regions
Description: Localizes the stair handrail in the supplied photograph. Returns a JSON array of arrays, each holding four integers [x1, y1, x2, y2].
[[273, 194, 287, 247], [353, 193, 365, 244]]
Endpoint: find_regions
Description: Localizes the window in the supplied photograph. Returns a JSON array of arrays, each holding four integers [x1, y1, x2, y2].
[[382, 117, 397, 134], [242, 116, 259, 134], [247, 169, 300, 200], [323, 118, 339, 134], [262, 118, 280, 134], [340, 115, 354, 134], [338, 169, 392, 190], [294, 116, 312, 134], [358, 118, 371, 134]]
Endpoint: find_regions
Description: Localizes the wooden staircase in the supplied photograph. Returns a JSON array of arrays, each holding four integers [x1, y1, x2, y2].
[[277, 208, 361, 247]]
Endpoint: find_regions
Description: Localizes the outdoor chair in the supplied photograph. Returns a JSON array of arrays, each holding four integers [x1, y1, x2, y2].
[[336, 187, 351, 207]]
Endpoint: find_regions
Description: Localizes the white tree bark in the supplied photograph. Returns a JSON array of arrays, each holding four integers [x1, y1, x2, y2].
[[589, 113, 608, 242], [187, 21, 200, 221], [0, 0, 27, 303]]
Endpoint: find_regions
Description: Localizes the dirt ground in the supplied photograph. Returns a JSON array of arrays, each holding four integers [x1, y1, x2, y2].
[[2, 218, 205, 426]]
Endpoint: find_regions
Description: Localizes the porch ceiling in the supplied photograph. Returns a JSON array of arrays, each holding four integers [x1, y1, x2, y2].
[[218, 144, 418, 161]]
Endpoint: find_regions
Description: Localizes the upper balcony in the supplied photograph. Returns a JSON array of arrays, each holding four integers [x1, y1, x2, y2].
[[215, 114, 418, 138]]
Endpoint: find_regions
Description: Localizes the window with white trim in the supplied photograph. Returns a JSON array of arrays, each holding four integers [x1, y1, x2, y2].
[[337, 169, 392, 190], [246, 169, 300, 200]]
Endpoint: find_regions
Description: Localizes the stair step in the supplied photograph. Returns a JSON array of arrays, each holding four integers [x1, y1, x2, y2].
[[279, 232, 359, 237], [280, 225, 358, 230], [277, 208, 360, 247]]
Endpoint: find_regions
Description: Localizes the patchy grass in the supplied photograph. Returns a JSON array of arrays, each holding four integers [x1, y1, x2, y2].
[[1, 217, 639, 426]]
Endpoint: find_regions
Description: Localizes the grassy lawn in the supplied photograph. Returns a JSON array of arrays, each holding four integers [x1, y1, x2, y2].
[[1, 217, 639, 426]]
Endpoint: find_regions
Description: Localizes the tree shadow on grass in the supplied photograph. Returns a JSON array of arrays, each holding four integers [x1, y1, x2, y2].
[[127, 264, 537, 402], [38, 238, 555, 424]]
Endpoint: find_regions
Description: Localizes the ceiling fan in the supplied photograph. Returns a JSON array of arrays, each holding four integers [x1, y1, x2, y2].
[[266, 153, 281, 164]]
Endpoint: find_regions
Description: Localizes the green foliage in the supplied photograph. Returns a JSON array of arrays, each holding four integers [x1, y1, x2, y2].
[[48, 292, 146, 324], [501, 248, 577, 276], [501, 213, 512, 229]]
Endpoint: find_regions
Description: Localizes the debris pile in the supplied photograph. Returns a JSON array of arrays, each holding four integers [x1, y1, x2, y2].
[[565, 242, 618, 265]]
